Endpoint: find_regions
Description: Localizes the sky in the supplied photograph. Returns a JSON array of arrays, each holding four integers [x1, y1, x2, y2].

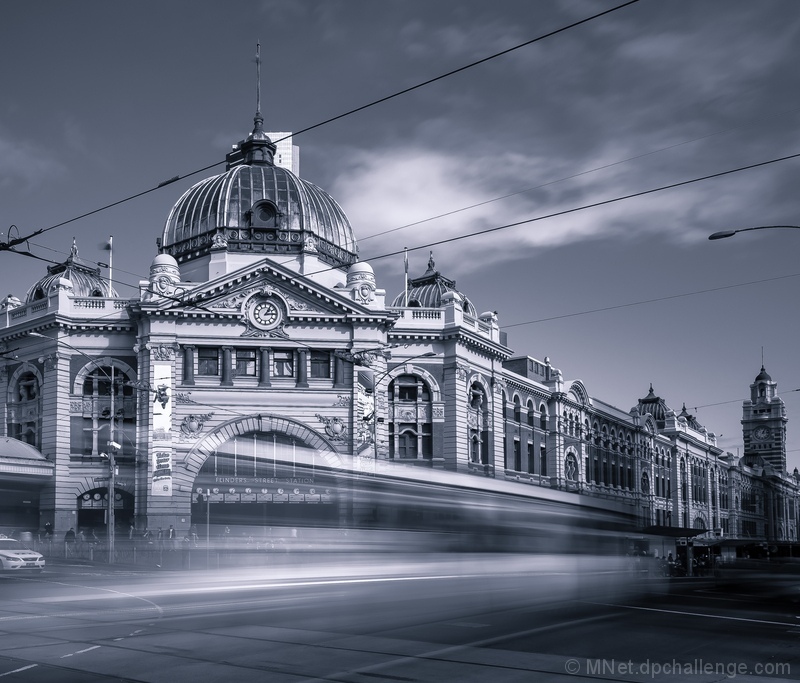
[[3, 0, 800, 468]]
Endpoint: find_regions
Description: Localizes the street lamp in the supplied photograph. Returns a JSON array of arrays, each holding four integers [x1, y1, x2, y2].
[[708, 225, 800, 240], [365, 351, 437, 459], [28, 331, 121, 563]]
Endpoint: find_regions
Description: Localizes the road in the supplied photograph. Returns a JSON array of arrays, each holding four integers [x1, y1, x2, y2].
[[0, 555, 798, 682]]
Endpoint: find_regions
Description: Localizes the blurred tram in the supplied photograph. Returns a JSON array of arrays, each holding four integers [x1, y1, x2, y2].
[[191, 459, 662, 602]]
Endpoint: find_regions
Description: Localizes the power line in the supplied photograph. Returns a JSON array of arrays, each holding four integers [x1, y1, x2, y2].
[[503, 271, 800, 328], [1, 1, 639, 254], [357, 104, 800, 244]]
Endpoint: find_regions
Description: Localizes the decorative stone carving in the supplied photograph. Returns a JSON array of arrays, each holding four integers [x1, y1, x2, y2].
[[333, 395, 351, 407], [316, 414, 348, 443], [211, 232, 228, 250], [454, 363, 469, 381], [179, 413, 214, 441], [174, 392, 197, 404], [148, 344, 178, 361]]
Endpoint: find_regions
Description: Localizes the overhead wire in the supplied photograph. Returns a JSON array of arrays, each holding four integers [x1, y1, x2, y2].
[[1, 0, 639, 253]]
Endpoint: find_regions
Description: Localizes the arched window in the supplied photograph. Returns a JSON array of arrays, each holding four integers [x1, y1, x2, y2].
[[527, 401, 535, 428], [8, 369, 41, 449], [387, 374, 432, 460], [513, 396, 521, 422], [79, 365, 136, 456], [539, 404, 548, 430], [468, 382, 489, 466]]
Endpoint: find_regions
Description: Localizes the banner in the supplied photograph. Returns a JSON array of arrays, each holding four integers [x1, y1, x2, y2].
[[151, 450, 173, 496]]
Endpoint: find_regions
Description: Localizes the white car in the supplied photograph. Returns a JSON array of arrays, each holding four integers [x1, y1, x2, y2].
[[0, 537, 45, 572]]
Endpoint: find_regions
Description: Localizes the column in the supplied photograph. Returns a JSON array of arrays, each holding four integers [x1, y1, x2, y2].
[[183, 345, 195, 386], [258, 347, 271, 387]]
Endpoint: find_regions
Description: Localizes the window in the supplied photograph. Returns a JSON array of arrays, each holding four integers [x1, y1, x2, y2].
[[388, 375, 434, 460], [310, 351, 331, 379], [198, 348, 219, 376], [8, 370, 41, 449], [273, 350, 294, 377], [397, 427, 418, 458], [234, 349, 257, 376]]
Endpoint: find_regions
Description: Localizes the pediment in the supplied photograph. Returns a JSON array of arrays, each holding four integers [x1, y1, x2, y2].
[[142, 260, 390, 338]]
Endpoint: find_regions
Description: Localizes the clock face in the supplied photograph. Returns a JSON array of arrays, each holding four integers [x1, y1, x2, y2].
[[250, 298, 281, 330], [753, 426, 771, 441]]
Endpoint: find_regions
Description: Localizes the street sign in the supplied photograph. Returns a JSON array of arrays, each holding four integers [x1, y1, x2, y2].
[[94, 477, 109, 482]]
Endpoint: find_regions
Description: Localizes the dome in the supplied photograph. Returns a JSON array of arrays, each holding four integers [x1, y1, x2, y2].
[[635, 384, 671, 429], [160, 116, 357, 269], [755, 365, 772, 382], [26, 240, 117, 303], [391, 252, 477, 315]]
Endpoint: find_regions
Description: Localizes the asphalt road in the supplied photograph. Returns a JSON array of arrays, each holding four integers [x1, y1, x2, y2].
[[0, 555, 798, 682]]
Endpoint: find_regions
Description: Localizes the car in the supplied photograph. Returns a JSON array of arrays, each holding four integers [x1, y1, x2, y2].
[[0, 535, 45, 572]]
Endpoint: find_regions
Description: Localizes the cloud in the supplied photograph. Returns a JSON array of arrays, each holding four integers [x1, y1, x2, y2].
[[0, 134, 65, 190]]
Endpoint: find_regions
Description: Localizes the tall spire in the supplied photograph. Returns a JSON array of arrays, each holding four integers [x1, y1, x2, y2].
[[226, 43, 276, 169], [254, 41, 263, 134]]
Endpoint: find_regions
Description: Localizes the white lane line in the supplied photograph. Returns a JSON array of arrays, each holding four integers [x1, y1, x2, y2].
[[0, 665, 37, 677], [61, 645, 101, 658], [591, 602, 800, 628]]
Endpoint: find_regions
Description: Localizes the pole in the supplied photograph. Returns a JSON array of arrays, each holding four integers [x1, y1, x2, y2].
[[108, 364, 116, 564], [206, 488, 211, 569]]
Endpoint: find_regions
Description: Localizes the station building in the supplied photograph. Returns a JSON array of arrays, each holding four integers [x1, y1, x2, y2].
[[0, 108, 797, 549]]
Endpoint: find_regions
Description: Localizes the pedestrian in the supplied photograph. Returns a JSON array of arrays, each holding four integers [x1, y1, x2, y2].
[[64, 527, 76, 557], [189, 524, 199, 547], [167, 525, 176, 551], [129, 523, 136, 540], [181, 536, 191, 568]]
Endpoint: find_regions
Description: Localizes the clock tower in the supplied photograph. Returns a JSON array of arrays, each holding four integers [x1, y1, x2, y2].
[[742, 366, 787, 471]]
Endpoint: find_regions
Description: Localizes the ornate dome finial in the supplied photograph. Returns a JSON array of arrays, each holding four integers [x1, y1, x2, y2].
[[253, 41, 264, 136]]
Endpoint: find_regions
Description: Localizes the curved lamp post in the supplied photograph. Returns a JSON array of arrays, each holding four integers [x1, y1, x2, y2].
[[367, 351, 437, 459], [28, 331, 120, 563], [709, 225, 800, 240]]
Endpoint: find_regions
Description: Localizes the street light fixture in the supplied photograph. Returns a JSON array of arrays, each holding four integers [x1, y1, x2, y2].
[[708, 225, 800, 240], [366, 351, 437, 459], [28, 331, 120, 563]]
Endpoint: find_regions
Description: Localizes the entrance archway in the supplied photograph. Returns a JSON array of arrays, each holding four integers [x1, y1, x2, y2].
[[183, 414, 349, 541]]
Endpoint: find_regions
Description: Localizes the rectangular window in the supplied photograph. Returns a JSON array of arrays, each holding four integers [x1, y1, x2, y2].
[[235, 349, 257, 376], [513, 440, 521, 471], [398, 385, 417, 401], [198, 348, 219, 376], [273, 350, 294, 377], [310, 351, 331, 378], [540, 446, 548, 476]]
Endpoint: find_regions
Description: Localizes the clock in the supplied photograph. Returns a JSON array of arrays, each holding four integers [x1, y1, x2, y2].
[[249, 297, 282, 330], [752, 425, 771, 441]]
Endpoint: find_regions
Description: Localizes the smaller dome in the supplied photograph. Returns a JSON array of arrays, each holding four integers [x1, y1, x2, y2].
[[348, 262, 373, 276], [151, 253, 179, 268], [755, 365, 772, 382], [26, 240, 117, 303], [635, 384, 671, 429], [391, 252, 477, 315]]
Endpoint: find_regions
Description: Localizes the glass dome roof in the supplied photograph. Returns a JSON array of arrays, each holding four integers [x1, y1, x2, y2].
[[160, 115, 357, 269]]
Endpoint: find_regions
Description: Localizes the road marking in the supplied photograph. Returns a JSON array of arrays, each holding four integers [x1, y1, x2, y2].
[[0, 665, 37, 677], [591, 602, 800, 628], [61, 645, 101, 658]]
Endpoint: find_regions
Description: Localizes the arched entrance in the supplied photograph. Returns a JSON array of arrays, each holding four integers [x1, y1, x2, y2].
[[184, 415, 348, 538], [77, 488, 134, 537]]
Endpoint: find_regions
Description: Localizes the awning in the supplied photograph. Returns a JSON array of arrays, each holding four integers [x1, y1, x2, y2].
[[0, 438, 54, 481]]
